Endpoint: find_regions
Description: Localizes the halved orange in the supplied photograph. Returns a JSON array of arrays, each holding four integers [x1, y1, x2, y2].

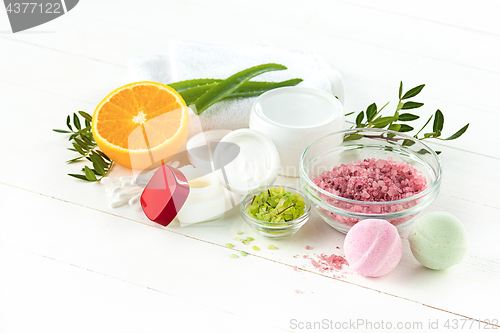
[[92, 81, 189, 169]]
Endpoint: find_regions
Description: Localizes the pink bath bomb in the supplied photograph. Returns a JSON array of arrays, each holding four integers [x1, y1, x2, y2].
[[344, 219, 402, 277]]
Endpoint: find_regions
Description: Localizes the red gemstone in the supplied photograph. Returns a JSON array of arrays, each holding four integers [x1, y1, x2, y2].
[[140, 165, 190, 226]]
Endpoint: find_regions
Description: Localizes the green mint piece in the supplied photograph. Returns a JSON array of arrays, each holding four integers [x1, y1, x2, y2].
[[237, 231, 243, 235], [252, 246, 260, 251], [240, 251, 248, 256], [268, 245, 278, 250], [230, 254, 239, 259], [226, 243, 234, 249]]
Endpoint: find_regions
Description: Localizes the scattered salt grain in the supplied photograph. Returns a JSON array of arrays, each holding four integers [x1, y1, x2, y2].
[[306, 245, 313, 250], [268, 244, 278, 250], [230, 254, 238, 259]]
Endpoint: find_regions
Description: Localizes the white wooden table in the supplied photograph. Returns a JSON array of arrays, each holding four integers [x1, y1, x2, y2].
[[1, 1, 499, 332]]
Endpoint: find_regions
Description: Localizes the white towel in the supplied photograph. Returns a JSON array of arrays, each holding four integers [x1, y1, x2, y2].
[[128, 40, 345, 138]]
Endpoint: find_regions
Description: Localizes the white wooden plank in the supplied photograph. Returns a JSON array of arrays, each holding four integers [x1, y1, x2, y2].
[[0, 185, 475, 331], [169, 0, 500, 73], [346, 0, 500, 36], [0, 244, 288, 333]]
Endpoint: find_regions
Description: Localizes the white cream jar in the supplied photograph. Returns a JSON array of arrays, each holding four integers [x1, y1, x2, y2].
[[249, 87, 344, 177]]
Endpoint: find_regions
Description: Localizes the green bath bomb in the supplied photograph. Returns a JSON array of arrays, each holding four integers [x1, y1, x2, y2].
[[408, 212, 467, 270]]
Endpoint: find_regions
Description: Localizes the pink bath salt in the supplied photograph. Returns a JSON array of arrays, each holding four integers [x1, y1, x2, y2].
[[293, 266, 298, 271], [306, 245, 313, 250], [311, 259, 321, 268], [317, 253, 349, 270], [295, 289, 302, 294], [313, 157, 427, 202]]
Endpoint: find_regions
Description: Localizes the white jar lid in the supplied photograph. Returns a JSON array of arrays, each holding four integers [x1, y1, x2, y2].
[[213, 129, 280, 195], [186, 129, 232, 170]]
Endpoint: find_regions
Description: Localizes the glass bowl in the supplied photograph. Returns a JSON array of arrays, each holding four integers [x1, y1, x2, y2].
[[300, 128, 442, 234], [239, 185, 311, 238]]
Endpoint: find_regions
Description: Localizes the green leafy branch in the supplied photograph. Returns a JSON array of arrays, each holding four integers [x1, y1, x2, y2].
[[345, 82, 469, 154], [53, 111, 114, 181]]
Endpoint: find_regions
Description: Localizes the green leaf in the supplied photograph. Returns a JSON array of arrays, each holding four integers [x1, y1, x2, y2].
[[73, 113, 81, 130], [398, 124, 414, 132], [92, 151, 107, 167], [344, 112, 355, 116], [193, 63, 287, 114], [401, 102, 424, 110], [344, 134, 363, 141], [78, 111, 93, 122], [388, 124, 401, 132], [366, 103, 377, 122], [66, 156, 85, 163], [53, 129, 71, 133], [80, 134, 94, 147], [398, 81, 403, 100], [444, 123, 469, 141], [402, 84, 425, 100], [90, 154, 106, 176], [68, 173, 90, 181], [371, 116, 395, 128], [355, 111, 364, 127], [398, 113, 420, 121], [433, 109, 444, 133], [402, 139, 416, 147], [72, 143, 85, 155], [416, 149, 430, 155], [73, 138, 88, 152], [96, 150, 111, 162], [85, 119, 91, 128], [66, 115, 73, 131], [84, 166, 97, 181], [415, 114, 433, 137], [423, 132, 435, 138]]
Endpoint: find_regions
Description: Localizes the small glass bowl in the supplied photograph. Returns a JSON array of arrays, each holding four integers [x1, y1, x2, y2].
[[300, 128, 442, 234], [239, 185, 311, 238]]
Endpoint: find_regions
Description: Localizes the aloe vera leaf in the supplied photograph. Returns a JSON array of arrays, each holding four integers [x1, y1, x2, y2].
[[226, 78, 303, 99], [178, 83, 218, 104], [193, 63, 287, 114], [168, 78, 220, 92], [179, 78, 303, 104]]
